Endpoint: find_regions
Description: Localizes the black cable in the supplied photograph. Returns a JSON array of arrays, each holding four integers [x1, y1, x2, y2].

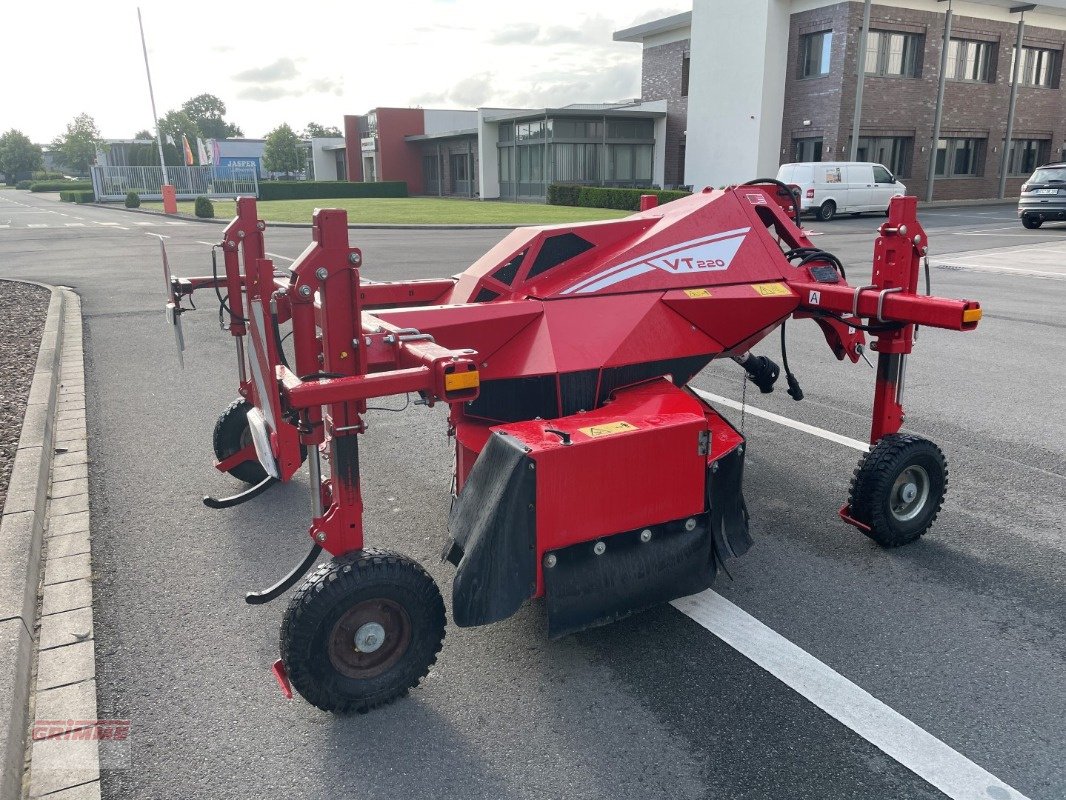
[[741, 178, 802, 228], [779, 320, 804, 401], [269, 303, 291, 371], [366, 394, 411, 413], [298, 372, 345, 381], [212, 247, 248, 325]]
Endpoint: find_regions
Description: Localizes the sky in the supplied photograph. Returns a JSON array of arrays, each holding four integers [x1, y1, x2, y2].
[[1, 0, 688, 143]]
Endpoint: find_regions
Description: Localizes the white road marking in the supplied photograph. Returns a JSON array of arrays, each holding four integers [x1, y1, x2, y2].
[[27, 223, 49, 228], [265, 251, 294, 262], [164, 221, 187, 226], [693, 389, 869, 452], [95, 221, 121, 226], [0, 224, 10, 229], [673, 591, 1031, 800], [195, 241, 216, 247], [937, 263, 1066, 279], [133, 221, 154, 226], [65, 223, 86, 227]]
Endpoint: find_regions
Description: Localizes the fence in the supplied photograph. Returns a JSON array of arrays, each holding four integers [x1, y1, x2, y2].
[[90, 165, 258, 202]]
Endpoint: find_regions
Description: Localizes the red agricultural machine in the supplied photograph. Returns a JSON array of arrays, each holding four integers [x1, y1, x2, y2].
[[159, 182, 981, 713]]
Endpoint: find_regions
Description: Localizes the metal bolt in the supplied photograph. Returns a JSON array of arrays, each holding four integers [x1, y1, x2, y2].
[[737, 445, 744, 456], [481, 362, 488, 368], [898, 224, 908, 236], [711, 462, 719, 473], [640, 529, 652, 543], [684, 518, 696, 531], [912, 235, 922, 246], [593, 541, 606, 555], [298, 285, 312, 298], [315, 267, 329, 281], [238, 230, 246, 238], [314, 530, 326, 542], [528, 462, 535, 470], [226, 240, 236, 249], [256, 221, 266, 231], [544, 553, 557, 568], [354, 622, 385, 653], [348, 252, 362, 265]]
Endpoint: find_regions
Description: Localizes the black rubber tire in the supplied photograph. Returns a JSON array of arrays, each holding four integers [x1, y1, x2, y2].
[[817, 200, 836, 222], [280, 549, 446, 714], [212, 399, 267, 484], [1022, 216, 1043, 229], [848, 434, 948, 547]]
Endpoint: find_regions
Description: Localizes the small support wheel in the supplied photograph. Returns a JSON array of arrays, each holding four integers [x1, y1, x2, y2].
[[847, 434, 948, 547], [1021, 216, 1043, 229], [817, 200, 836, 222], [280, 549, 446, 714], [213, 399, 266, 484]]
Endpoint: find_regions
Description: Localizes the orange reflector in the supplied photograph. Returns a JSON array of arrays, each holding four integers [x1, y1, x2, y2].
[[962, 307, 982, 323], [445, 370, 480, 392]]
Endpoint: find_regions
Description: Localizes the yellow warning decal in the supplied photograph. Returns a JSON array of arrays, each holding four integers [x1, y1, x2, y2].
[[577, 420, 638, 438], [444, 370, 480, 392], [751, 282, 792, 297], [684, 288, 712, 298]]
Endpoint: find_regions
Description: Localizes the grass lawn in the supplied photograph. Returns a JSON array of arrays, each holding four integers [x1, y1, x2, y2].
[[139, 197, 630, 225]]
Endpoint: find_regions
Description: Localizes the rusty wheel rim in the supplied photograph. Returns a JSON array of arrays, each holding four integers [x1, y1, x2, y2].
[[328, 599, 411, 680]]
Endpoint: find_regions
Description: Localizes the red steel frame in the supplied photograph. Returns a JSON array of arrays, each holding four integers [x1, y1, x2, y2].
[[168, 187, 980, 564]]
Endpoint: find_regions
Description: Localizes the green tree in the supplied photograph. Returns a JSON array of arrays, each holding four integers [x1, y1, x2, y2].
[[302, 122, 342, 138], [133, 129, 154, 140], [0, 129, 43, 183], [49, 113, 101, 174], [262, 123, 304, 178], [181, 94, 243, 139], [156, 110, 200, 164]]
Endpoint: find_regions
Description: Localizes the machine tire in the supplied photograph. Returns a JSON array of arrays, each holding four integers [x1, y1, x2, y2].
[[817, 200, 837, 222], [848, 434, 947, 548], [280, 549, 446, 714], [1022, 216, 1043, 229], [212, 399, 267, 484]]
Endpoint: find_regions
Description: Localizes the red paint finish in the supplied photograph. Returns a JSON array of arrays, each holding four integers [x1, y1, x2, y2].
[[342, 115, 363, 181], [374, 108, 426, 194]]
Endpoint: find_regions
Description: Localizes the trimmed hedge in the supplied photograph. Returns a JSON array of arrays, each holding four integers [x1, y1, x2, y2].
[[15, 180, 32, 190], [31, 180, 92, 193], [32, 171, 66, 181], [59, 190, 95, 203], [125, 191, 141, 208], [547, 183, 691, 211], [258, 180, 408, 201], [194, 196, 214, 218]]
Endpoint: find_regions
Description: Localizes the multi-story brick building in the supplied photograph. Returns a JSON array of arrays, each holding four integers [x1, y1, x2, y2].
[[617, 0, 1066, 201]]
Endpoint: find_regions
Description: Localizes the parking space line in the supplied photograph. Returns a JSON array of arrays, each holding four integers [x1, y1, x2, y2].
[[693, 390, 869, 451], [674, 591, 1030, 800]]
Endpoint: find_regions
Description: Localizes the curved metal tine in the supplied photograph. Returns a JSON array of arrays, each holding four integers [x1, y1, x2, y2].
[[245, 544, 323, 605], [203, 475, 278, 510]]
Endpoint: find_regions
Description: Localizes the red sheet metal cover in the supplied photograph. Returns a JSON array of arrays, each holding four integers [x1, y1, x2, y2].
[[495, 379, 707, 551]]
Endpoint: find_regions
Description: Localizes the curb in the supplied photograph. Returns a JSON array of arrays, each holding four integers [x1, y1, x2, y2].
[[0, 283, 64, 800], [85, 202, 529, 230], [23, 292, 99, 799]]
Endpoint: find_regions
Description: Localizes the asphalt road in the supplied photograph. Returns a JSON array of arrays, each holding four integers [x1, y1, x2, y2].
[[1, 191, 1062, 800]]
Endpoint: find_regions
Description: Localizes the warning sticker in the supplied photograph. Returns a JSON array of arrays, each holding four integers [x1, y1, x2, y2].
[[577, 420, 638, 438], [751, 282, 792, 297], [683, 288, 712, 298]]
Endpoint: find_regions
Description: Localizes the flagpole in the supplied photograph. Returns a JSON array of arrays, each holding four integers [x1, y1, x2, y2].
[[137, 7, 169, 185]]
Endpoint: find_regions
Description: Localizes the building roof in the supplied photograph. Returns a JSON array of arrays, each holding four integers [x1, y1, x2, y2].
[[481, 103, 667, 124], [404, 128, 478, 142], [613, 11, 691, 43]]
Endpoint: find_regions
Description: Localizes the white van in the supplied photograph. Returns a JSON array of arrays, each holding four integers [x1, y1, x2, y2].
[[776, 162, 906, 221]]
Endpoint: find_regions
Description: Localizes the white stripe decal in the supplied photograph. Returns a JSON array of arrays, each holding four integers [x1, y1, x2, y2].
[[562, 227, 751, 294]]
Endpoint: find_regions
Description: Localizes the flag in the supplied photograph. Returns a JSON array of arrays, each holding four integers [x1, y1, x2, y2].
[[182, 134, 194, 165], [165, 134, 175, 147], [197, 137, 210, 165]]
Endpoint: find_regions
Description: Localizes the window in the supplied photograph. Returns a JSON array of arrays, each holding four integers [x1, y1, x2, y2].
[[945, 39, 993, 81], [606, 119, 654, 140], [793, 137, 823, 162], [1008, 139, 1049, 175], [553, 143, 601, 182], [449, 153, 469, 182], [855, 136, 912, 177], [606, 144, 653, 183], [934, 138, 985, 177], [498, 123, 514, 143], [1010, 46, 1059, 87], [865, 31, 921, 76], [681, 52, 690, 97], [801, 31, 833, 77], [873, 164, 894, 183]]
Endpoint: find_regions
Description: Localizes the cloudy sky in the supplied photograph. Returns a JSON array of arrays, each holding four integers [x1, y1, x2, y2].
[[3, 0, 687, 143]]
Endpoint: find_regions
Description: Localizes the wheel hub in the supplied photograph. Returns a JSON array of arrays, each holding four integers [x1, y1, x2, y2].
[[890, 465, 930, 522], [328, 599, 411, 680]]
